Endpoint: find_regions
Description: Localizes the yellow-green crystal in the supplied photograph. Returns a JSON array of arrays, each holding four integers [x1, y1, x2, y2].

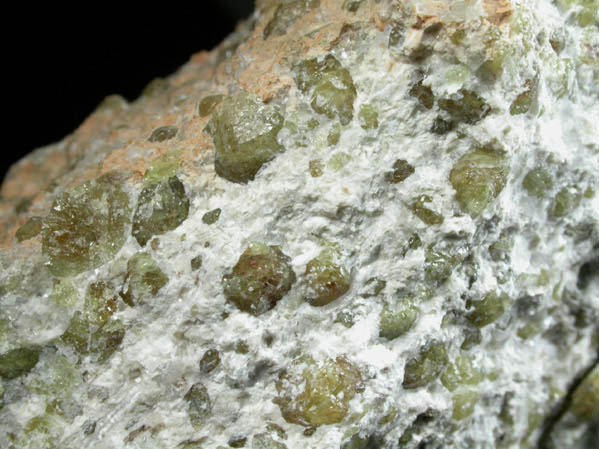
[[42, 172, 131, 278], [132, 176, 190, 246], [199, 94, 224, 117], [275, 356, 361, 426], [202, 208, 221, 225], [263, 0, 321, 38], [120, 252, 169, 306], [185, 383, 212, 428], [379, 300, 419, 340], [358, 104, 379, 130], [411, 194, 444, 225], [0, 347, 40, 380], [402, 341, 448, 389], [304, 249, 351, 306], [295, 55, 357, 125], [222, 243, 296, 315], [522, 167, 553, 199], [450, 147, 508, 218], [207, 93, 285, 184], [466, 292, 509, 328], [385, 159, 414, 184], [438, 90, 491, 124], [149, 125, 178, 142], [16, 216, 43, 242], [452, 390, 479, 421]]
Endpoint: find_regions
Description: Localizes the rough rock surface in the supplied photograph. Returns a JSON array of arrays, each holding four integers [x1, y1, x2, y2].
[[1, 1, 598, 448]]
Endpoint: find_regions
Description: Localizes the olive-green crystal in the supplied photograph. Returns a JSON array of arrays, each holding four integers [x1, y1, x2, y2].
[[149, 125, 178, 142], [295, 55, 357, 125], [304, 249, 351, 306], [222, 243, 296, 315], [199, 94, 224, 117], [275, 356, 361, 426], [200, 349, 221, 374], [61, 312, 125, 362], [411, 195, 444, 225], [202, 208, 221, 225], [402, 341, 448, 389], [358, 104, 379, 130], [466, 292, 509, 328], [450, 147, 508, 218], [0, 347, 40, 380], [120, 252, 169, 306], [379, 301, 419, 340], [409, 80, 434, 110], [522, 167, 553, 199], [438, 90, 490, 124], [185, 383, 212, 427], [207, 92, 285, 184], [263, 0, 320, 38], [385, 159, 414, 184], [42, 172, 131, 278], [16, 216, 43, 242], [132, 176, 190, 247]]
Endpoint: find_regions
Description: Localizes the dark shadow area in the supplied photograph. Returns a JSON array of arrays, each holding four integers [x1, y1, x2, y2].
[[1, 1, 255, 185]]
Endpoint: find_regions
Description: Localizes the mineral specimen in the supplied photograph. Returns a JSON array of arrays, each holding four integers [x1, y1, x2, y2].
[[1, 1, 598, 448]]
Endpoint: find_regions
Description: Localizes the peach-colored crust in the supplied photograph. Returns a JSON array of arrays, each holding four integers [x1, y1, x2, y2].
[[0, 0, 511, 249]]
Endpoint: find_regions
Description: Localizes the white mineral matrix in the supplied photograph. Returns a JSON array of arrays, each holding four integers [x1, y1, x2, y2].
[[0, 1, 598, 448]]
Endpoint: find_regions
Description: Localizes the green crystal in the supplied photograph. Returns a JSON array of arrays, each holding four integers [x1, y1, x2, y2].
[[438, 90, 490, 124], [466, 292, 509, 328], [42, 172, 131, 278], [550, 187, 582, 218], [16, 216, 43, 242], [452, 390, 479, 421], [360, 277, 386, 298], [309, 159, 324, 177], [149, 125, 178, 142], [120, 252, 169, 306], [275, 356, 362, 426], [85, 281, 118, 326], [223, 243, 296, 315], [441, 355, 482, 392], [402, 341, 448, 389], [385, 159, 414, 184], [358, 104, 379, 130], [570, 365, 599, 421], [0, 347, 40, 380], [411, 194, 444, 225], [185, 383, 212, 428], [424, 248, 455, 284], [61, 312, 125, 362], [379, 300, 419, 340], [206, 92, 285, 184], [199, 94, 224, 118], [191, 255, 203, 271], [509, 81, 536, 115], [304, 248, 351, 307], [200, 349, 221, 374], [143, 151, 181, 186], [328, 152, 351, 171], [295, 55, 357, 125], [263, 0, 321, 38], [132, 176, 190, 246], [431, 116, 455, 135], [327, 124, 342, 146], [409, 80, 434, 110], [141, 77, 170, 98], [95, 94, 127, 112], [522, 167, 553, 199], [18, 414, 64, 449], [202, 208, 221, 225], [450, 146, 508, 218]]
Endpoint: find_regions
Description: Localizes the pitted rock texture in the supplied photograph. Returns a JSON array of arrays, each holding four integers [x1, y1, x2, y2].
[[1, 1, 598, 449]]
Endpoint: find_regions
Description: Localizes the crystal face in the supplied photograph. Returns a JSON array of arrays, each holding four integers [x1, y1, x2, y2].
[[42, 172, 131, 277], [207, 93, 285, 184]]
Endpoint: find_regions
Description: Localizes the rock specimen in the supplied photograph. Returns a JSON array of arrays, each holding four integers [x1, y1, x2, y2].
[[0, 1, 598, 448]]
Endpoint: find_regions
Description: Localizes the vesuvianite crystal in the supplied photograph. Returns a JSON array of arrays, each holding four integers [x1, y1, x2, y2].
[[132, 176, 190, 246], [0, 347, 40, 380], [275, 356, 361, 426], [206, 92, 285, 184], [402, 341, 448, 389], [2, 1, 599, 448], [42, 172, 131, 277], [304, 247, 351, 306], [295, 54, 357, 125], [222, 243, 296, 315], [120, 252, 169, 306], [450, 146, 509, 218]]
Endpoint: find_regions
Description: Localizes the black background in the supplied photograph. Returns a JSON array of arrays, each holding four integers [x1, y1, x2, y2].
[[2, 1, 254, 184]]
